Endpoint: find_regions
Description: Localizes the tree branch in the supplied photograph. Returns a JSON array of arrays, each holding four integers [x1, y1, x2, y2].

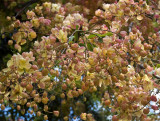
[[15, 0, 39, 18]]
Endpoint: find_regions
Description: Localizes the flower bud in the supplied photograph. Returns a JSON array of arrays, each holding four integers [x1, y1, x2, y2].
[[53, 111, 59, 117], [80, 113, 87, 120]]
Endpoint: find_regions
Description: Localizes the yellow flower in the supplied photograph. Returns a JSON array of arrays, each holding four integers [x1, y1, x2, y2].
[[7, 54, 31, 75], [43, 2, 52, 9], [137, 15, 143, 21], [26, 10, 35, 19], [67, 63, 83, 81], [68, 70, 82, 81], [87, 72, 95, 79], [19, 58, 31, 70], [80, 113, 87, 120], [40, 76, 51, 82], [7, 59, 13, 67], [10, 84, 23, 100], [31, 18, 40, 28], [21, 39, 26, 45], [88, 57, 96, 66], [142, 74, 153, 91], [55, 30, 68, 43], [51, 3, 61, 12], [28, 31, 37, 39]]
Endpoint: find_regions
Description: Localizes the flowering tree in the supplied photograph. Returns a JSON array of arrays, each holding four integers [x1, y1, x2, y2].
[[0, 0, 160, 120]]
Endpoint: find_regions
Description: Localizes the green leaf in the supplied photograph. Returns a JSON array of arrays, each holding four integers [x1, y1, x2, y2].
[[99, 32, 113, 37], [130, 40, 134, 45], [74, 25, 80, 41], [156, 64, 160, 68], [98, 38, 103, 43], [88, 32, 113, 39], [3, 54, 12, 63], [146, 0, 149, 4], [61, 0, 66, 4], [79, 43, 85, 46], [152, 22, 159, 28], [76, 25, 79, 30], [75, 80, 81, 87], [75, 32, 78, 41], [87, 43, 94, 51], [88, 34, 97, 39], [54, 59, 62, 66]]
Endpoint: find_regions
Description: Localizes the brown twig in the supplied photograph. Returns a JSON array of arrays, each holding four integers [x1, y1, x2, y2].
[[15, 0, 39, 18]]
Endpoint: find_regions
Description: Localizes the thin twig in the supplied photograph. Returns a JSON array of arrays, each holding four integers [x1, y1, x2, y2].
[[15, 0, 39, 18]]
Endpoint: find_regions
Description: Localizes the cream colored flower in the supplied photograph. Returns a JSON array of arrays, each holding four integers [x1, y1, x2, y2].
[[7, 54, 32, 75], [55, 30, 68, 43], [51, 4, 61, 12]]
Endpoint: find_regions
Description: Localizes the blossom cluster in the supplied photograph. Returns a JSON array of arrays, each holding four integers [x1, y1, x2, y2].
[[0, 0, 160, 120]]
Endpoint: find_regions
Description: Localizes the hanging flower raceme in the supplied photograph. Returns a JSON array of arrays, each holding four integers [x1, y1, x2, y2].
[[7, 53, 33, 75]]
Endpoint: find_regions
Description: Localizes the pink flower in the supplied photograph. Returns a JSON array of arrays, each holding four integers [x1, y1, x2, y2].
[[26, 10, 35, 19]]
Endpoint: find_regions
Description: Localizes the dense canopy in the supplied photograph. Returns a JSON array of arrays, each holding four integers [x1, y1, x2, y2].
[[0, 0, 160, 120]]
